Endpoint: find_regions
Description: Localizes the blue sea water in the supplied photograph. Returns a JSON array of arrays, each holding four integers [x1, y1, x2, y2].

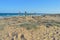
[[0, 13, 42, 16], [0, 13, 23, 18], [0, 13, 24, 16], [0, 13, 46, 18]]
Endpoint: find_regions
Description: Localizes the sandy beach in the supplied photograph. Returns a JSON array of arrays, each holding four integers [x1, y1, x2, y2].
[[0, 15, 60, 40]]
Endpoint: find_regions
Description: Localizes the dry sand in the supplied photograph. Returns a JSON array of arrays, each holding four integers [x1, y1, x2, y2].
[[0, 15, 60, 40]]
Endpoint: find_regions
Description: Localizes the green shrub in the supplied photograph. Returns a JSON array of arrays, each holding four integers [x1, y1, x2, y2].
[[0, 26, 4, 30], [19, 22, 38, 30]]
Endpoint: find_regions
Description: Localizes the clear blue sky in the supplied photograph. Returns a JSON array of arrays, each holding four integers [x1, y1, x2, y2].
[[0, 0, 60, 13]]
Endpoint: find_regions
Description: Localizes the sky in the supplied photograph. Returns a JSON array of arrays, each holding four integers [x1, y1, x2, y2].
[[0, 0, 60, 13]]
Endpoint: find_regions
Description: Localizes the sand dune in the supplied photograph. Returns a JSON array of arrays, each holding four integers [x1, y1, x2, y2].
[[0, 15, 60, 40]]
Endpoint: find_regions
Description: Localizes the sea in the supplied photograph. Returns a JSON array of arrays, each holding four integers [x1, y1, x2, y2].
[[0, 13, 46, 19]]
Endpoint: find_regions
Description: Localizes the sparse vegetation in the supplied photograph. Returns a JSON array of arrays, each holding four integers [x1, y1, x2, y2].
[[0, 15, 60, 40], [0, 25, 5, 30], [19, 22, 38, 30]]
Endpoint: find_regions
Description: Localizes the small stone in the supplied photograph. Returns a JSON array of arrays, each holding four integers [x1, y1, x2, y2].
[[53, 37, 55, 40], [11, 38, 14, 40], [56, 31, 59, 34], [21, 34, 27, 40]]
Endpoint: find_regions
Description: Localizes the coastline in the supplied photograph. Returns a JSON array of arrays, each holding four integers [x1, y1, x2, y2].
[[0, 15, 60, 40]]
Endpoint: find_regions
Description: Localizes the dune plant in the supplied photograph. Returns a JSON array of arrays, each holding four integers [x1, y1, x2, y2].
[[0, 25, 5, 30], [19, 22, 38, 30]]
